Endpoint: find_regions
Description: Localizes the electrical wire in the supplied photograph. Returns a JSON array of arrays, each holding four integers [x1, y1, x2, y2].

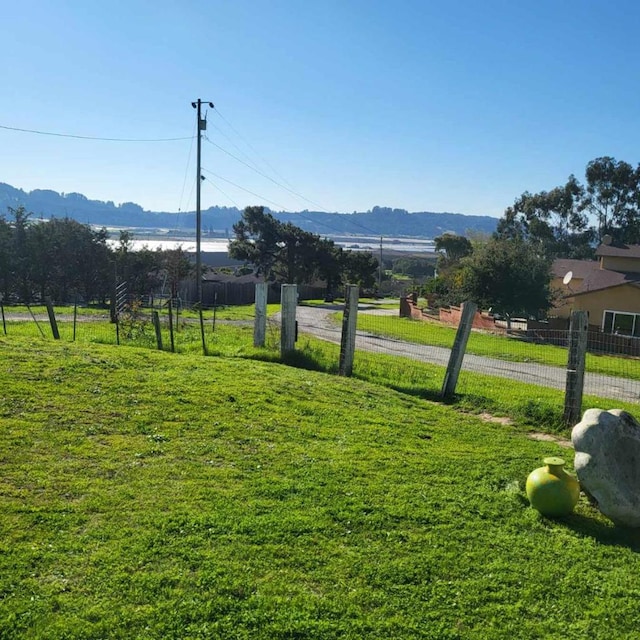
[[202, 177, 241, 209], [2, 116, 382, 237], [201, 167, 292, 212], [0, 123, 195, 142], [177, 120, 197, 219], [206, 119, 269, 177], [201, 167, 366, 238], [213, 107, 296, 190], [203, 134, 335, 214], [179, 179, 197, 222], [202, 133, 380, 237]]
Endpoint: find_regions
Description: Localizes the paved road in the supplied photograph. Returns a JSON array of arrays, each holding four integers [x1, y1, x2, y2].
[[294, 305, 640, 403]]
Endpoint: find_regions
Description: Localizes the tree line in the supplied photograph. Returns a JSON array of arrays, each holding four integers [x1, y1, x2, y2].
[[0, 206, 193, 304], [0, 204, 379, 306], [424, 156, 640, 322], [229, 206, 379, 292], [496, 156, 640, 258]]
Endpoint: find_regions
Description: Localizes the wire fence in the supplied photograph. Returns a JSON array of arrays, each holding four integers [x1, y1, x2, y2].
[[349, 310, 640, 405], [0, 302, 282, 356], [2, 299, 638, 415]]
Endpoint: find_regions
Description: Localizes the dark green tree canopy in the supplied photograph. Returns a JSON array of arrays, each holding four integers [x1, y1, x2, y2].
[[229, 206, 378, 289], [434, 234, 473, 263], [0, 206, 199, 304], [391, 256, 435, 278], [460, 237, 553, 321], [0, 207, 113, 302]]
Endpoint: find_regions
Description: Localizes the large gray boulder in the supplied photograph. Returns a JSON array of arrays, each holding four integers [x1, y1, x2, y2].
[[572, 408, 640, 527]]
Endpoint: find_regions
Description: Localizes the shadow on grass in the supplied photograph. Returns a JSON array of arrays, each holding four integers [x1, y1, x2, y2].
[[554, 512, 640, 552], [281, 349, 339, 374]]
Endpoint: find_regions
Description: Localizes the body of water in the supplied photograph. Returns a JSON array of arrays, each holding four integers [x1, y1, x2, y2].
[[108, 236, 436, 254]]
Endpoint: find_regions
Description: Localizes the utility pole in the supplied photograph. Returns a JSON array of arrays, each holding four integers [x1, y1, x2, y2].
[[191, 99, 214, 306]]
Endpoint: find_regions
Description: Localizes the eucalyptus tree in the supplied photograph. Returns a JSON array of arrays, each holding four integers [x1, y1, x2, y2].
[[584, 156, 638, 241], [496, 176, 592, 259]]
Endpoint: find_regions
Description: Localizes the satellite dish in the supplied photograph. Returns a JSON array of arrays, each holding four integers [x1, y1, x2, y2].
[[602, 234, 613, 245], [563, 271, 573, 286]]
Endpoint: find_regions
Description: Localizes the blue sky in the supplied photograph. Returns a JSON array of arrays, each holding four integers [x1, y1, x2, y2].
[[3, 0, 640, 218]]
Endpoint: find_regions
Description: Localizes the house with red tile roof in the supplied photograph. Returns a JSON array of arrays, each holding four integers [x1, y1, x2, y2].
[[552, 238, 640, 337]]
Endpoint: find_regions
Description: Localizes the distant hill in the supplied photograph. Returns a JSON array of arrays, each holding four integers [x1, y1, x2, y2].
[[0, 182, 498, 239]]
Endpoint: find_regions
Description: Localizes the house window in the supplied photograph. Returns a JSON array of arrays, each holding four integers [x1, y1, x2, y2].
[[602, 310, 640, 337]]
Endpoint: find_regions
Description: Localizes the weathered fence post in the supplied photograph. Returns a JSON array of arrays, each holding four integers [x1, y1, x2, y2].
[[280, 284, 297, 355], [152, 311, 163, 351], [254, 282, 268, 347], [339, 284, 359, 376], [212, 292, 218, 333], [199, 308, 208, 356], [441, 301, 477, 399], [45, 297, 60, 340], [564, 310, 588, 427], [1, 299, 6, 335], [167, 299, 175, 353], [72, 296, 78, 341]]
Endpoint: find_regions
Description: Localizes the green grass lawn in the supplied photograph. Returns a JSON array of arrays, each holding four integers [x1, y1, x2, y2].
[[2, 312, 637, 434], [176, 303, 281, 321], [2, 336, 640, 638], [291, 334, 640, 434], [0, 303, 281, 323], [1, 304, 111, 318]]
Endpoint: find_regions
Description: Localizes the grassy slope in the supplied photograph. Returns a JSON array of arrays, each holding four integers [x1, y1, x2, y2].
[[2, 337, 640, 639]]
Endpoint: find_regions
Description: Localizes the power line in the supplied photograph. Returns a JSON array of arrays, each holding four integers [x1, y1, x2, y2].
[[202, 134, 380, 236], [201, 167, 365, 238], [204, 112, 381, 237], [210, 108, 382, 235], [2, 115, 381, 237], [202, 177, 241, 209], [177, 120, 197, 223], [200, 166, 292, 212], [206, 119, 267, 176], [0, 123, 194, 142], [203, 134, 334, 214], [213, 107, 297, 190]]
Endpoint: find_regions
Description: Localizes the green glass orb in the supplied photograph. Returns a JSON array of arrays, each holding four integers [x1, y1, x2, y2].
[[526, 457, 580, 517]]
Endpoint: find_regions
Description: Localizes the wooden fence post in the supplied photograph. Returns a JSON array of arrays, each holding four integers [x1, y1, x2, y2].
[[254, 282, 268, 347], [45, 298, 60, 340], [563, 310, 588, 427], [167, 299, 175, 353], [280, 284, 297, 355], [339, 284, 359, 376], [199, 308, 207, 356], [1, 300, 6, 335], [152, 311, 163, 351], [72, 296, 78, 341], [441, 301, 477, 399]]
